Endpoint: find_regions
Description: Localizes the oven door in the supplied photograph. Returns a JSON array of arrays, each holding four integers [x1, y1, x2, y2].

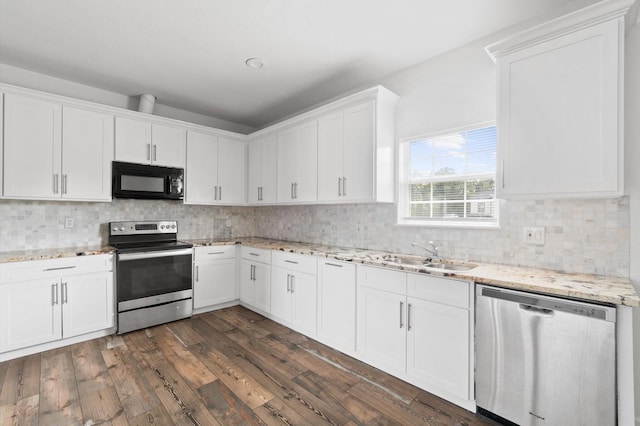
[[117, 248, 193, 311]]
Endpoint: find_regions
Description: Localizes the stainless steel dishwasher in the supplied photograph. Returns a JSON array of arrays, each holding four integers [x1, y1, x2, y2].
[[476, 284, 617, 426]]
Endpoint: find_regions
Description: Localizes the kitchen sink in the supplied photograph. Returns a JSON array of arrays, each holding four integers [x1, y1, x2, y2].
[[423, 262, 477, 272], [383, 255, 477, 272]]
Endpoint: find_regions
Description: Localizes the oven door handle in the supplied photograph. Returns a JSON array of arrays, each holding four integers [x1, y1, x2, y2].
[[118, 248, 193, 261]]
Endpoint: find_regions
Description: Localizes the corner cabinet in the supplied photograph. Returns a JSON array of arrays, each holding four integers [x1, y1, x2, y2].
[[193, 246, 237, 312], [248, 134, 278, 204], [185, 131, 246, 205], [486, 1, 634, 199], [0, 255, 114, 356], [3, 94, 114, 201]]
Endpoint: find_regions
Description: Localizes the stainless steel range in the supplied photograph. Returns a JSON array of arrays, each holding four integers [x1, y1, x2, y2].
[[109, 220, 193, 334]]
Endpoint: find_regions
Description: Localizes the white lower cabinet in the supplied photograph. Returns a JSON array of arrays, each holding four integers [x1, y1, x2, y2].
[[193, 246, 237, 310], [270, 251, 317, 336], [239, 246, 271, 313], [0, 255, 114, 354], [357, 265, 474, 409], [317, 259, 357, 355]]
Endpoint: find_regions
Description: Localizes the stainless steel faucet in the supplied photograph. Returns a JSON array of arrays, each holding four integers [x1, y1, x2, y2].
[[412, 241, 438, 258]]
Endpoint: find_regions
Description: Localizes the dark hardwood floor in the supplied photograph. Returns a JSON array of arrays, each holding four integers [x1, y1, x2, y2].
[[0, 306, 499, 425]]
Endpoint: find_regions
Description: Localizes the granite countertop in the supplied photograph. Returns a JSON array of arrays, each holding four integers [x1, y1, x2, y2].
[[190, 237, 640, 307], [2, 238, 638, 307], [0, 245, 114, 264]]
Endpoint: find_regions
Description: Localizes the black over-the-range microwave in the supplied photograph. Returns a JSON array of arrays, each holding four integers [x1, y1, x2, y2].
[[112, 161, 184, 200]]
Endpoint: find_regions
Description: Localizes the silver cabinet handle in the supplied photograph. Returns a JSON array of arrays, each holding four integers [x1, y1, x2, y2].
[[250, 264, 253, 281], [399, 301, 404, 328], [208, 251, 225, 255], [290, 275, 295, 293], [214, 186, 218, 200], [219, 186, 222, 201], [51, 283, 57, 306], [501, 159, 505, 189], [291, 182, 294, 199], [53, 174, 59, 194], [407, 303, 412, 331], [294, 182, 298, 199], [153, 144, 157, 161], [62, 174, 68, 194], [251, 264, 256, 281], [195, 265, 199, 282], [249, 252, 260, 257], [147, 144, 151, 160], [325, 262, 343, 268], [343, 177, 347, 196], [338, 177, 342, 196], [43, 265, 76, 272], [62, 282, 68, 304], [284, 260, 299, 264], [286, 274, 291, 292], [257, 187, 261, 201]]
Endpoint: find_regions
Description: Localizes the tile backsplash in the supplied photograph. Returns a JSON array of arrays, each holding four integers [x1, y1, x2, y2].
[[0, 197, 629, 277], [0, 199, 256, 251], [253, 197, 630, 277]]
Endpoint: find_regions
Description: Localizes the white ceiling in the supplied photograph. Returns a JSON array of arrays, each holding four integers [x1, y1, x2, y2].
[[0, 0, 575, 128]]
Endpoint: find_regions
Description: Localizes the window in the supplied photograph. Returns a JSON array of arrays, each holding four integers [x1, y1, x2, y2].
[[398, 123, 498, 227]]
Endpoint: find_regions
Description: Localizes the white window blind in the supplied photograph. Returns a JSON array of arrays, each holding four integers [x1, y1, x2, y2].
[[399, 124, 498, 227]]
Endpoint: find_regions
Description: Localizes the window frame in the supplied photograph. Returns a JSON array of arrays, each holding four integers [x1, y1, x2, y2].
[[397, 122, 500, 228]]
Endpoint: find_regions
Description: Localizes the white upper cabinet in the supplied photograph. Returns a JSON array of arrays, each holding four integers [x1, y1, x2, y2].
[[61, 106, 114, 201], [486, 1, 634, 199], [318, 94, 396, 203], [277, 120, 318, 203], [115, 117, 186, 168], [185, 130, 246, 205], [248, 134, 277, 204], [3, 94, 113, 201]]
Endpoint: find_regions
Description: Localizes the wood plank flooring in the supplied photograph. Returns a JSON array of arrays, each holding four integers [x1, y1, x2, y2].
[[0, 306, 499, 425]]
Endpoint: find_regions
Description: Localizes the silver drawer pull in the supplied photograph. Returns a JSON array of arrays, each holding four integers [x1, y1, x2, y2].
[[208, 251, 225, 255], [43, 265, 77, 271], [325, 262, 343, 268], [249, 252, 260, 256], [284, 260, 299, 264]]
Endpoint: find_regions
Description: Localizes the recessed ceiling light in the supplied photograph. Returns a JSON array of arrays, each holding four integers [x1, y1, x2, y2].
[[245, 58, 264, 69]]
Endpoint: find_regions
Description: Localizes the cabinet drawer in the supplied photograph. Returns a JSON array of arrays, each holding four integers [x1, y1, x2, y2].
[[240, 246, 271, 264], [407, 273, 470, 309], [194, 245, 236, 261], [0, 254, 113, 283], [271, 251, 317, 275], [357, 265, 406, 295]]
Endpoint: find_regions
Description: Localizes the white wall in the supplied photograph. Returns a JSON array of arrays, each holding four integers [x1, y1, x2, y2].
[[624, 16, 640, 426], [0, 63, 255, 134]]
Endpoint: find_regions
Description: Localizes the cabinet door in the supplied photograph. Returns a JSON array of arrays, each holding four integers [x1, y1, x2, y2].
[[357, 286, 406, 376], [114, 117, 152, 164], [193, 259, 236, 309], [0, 279, 62, 352], [217, 138, 246, 205], [253, 262, 271, 313], [239, 259, 255, 306], [151, 124, 186, 168], [185, 131, 218, 204], [277, 121, 318, 203], [62, 272, 114, 338], [317, 260, 356, 353], [3, 94, 62, 199], [270, 266, 292, 322], [61, 106, 114, 201], [248, 134, 277, 204], [290, 271, 317, 336], [343, 101, 375, 201], [317, 111, 344, 201], [407, 297, 470, 400], [497, 19, 621, 198]]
